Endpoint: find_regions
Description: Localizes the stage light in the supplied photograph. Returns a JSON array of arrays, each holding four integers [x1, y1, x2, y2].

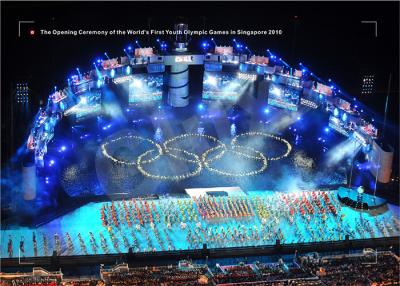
[[324, 127, 330, 133], [270, 87, 282, 96], [135, 40, 138, 43], [206, 76, 217, 86], [97, 79, 102, 88], [264, 108, 270, 114], [49, 160, 55, 166], [128, 46, 132, 50], [126, 66, 131, 75], [334, 108, 339, 117], [342, 113, 347, 122], [110, 69, 115, 78], [80, 97, 88, 105], [197, 103, 205, 110], [132, 79, 143, 88], [97, 59, 101, 63], [104, 52, 108, 56], [297, 116, 301, 121], [302, 69, 306, 73], [60, 146, 66, 152]]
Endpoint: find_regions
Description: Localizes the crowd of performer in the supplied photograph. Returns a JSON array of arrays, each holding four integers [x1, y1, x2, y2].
[[4, 191, 400, 258]]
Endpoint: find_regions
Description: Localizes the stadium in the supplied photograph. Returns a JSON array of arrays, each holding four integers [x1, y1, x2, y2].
[[1, 3, 399, 286]]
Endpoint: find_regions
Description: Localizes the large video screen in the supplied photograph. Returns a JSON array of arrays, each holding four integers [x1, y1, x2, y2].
[[64, 90, 102, 121], [128, 73, 163, 104], [268, 83, 301, 111], [202, 71, 254, 101]]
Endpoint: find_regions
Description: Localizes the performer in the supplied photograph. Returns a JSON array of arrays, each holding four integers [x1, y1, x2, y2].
[[7, 235, 13, 258]]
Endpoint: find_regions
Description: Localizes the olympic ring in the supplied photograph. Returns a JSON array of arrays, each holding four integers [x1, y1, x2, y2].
[[231, 132, 292, 161], [101, 135, 162, 165], [101, 132, 292, 181], [136, 148, 203, 181], [202, 145, 268, 177]]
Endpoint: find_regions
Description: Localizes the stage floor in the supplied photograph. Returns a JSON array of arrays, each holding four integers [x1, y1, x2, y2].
[[1, 189, 399, 258]]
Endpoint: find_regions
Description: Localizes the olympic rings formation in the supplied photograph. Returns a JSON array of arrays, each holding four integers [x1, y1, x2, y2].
[[101, 132, 292, 181]]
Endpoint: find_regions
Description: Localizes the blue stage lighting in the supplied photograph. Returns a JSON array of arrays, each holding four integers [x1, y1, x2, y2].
[[49, 160, 55, 166], [264, 108, 270, 114], [324, 127, 330, 133], [334, 108, 339, 117], [97, 59, 101, 63], [128, 46, 132, 50], [60, 146, 66, 151], [110, 69, 115, 78], [297, 116, 301, 121], [126, 66, 131, 75], [198, 103, 205, 110], [80, 97, 88, 105], [342, 113, 347, 122], [97, 79, 102, 88], [135, 40, 138, 43]]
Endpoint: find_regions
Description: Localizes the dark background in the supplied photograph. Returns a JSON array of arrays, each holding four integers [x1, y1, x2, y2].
[[1, 1, 399, 165]]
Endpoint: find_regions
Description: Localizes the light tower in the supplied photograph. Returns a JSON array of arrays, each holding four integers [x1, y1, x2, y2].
[[167, 23, 190, 107]]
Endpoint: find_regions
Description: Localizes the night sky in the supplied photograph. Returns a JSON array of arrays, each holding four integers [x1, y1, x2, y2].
[[1, 1, 399, 161]]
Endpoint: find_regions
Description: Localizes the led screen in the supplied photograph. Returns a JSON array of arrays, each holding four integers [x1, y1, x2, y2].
[[268, 83, 301, 111], [128, 73, 163, 104], [202, 71, 254, 101], [64, 90, 102, 121]]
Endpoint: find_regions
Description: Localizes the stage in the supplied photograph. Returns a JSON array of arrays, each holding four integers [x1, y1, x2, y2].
[[2, 189, 399, 259]]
